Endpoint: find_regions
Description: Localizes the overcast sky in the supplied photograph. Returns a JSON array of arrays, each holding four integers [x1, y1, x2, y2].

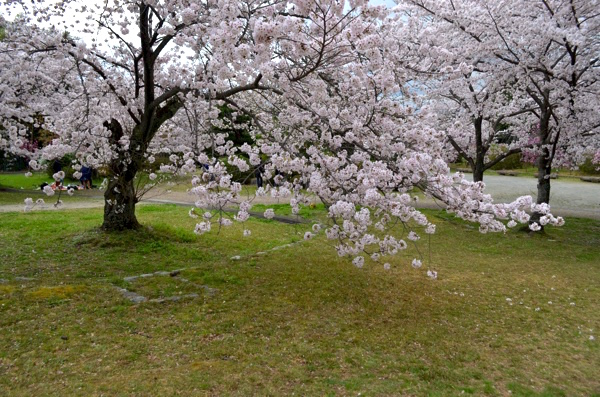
[[370, 0, 396, 7]]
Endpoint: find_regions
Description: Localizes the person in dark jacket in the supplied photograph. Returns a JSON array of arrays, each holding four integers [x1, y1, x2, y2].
[[80, 166, 93, 189], [52, 159, 63, 185], [255, 164, 264, 188]]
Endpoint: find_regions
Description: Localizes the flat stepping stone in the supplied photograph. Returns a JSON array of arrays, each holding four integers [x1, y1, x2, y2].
[[114, 287, 147, 303], [497, 170, 518, 176], [534, 172, 559, 179], [580, 176, 600, 183], [124, 269, 186, 282], [149, 293, 199, 303]]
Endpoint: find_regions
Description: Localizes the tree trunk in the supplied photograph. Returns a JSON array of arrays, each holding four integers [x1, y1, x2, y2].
[[531, 146, 551, 225], [102, 173, 140, 231], [472, 116, 485, 182], [472, 156, 485, 182]]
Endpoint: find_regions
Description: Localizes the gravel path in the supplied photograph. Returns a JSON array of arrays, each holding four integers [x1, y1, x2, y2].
[[466, 175, 600, 220]]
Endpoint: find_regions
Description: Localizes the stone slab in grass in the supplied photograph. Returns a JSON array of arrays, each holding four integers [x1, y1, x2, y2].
[[497, 170, 518, 176], [580, 176, 600, 183], [534, 172, 559, 179]]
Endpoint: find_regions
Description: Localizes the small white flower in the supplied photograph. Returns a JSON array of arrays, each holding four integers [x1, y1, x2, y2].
[[427, 270, 438, 280], [529, 222, 541, 232], [67, 188, 74, 196], [506, 298, 512, 302], [590, 335, 595, 341], [408, 231, 420, 241], [188, 209, 198, 218], [535, 307, 541, 312], [304, 232, 313, 240], [312, 223, 321, 233], [243, 229, 251, 237], [570, 302, 576, 306], [149, 173, 157, 181], [264, 209, 275, 219], [43, 185, 55, 196], [383, 263, 391, 270], [52, 171, 65, 181], [352, 256, 364, 268], [25, 172, 32, 177], [194, 221, 211, 235], [411, 258, 422, 269]]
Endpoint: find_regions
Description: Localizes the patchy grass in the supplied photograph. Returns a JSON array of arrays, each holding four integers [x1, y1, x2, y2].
[[0, 204, 598, 396]]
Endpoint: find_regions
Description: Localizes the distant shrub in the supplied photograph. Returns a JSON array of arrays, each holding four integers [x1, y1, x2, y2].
[[490, 153, 525, 170], [578, 157, 600, 175]]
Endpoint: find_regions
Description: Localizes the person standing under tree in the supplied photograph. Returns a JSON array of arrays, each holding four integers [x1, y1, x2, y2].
[[52, 159, 63, 185], [80, 166, 92, 189], [255, 164, 264, 188]]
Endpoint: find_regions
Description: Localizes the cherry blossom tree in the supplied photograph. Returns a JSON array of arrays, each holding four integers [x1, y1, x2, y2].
[[2, 0, 393, 229], [1, 0, 566, 268], [401, 0, 600, 221], [386, 8, 535, 182]]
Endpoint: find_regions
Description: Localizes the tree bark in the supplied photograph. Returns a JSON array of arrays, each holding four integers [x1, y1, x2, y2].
[[102, 174, 140, 230], [530, 148, 552, 226], [472, 155, 485, 182], [101, 118, 141, 231]]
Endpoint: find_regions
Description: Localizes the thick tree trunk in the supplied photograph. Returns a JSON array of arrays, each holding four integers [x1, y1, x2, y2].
[[472, 156, 485, 182], [102, 173, 140, 231]]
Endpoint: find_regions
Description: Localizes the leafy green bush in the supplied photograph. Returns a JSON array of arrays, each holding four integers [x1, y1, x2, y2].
[[578, 157, 600, 175], [490, 153, 525, 170]]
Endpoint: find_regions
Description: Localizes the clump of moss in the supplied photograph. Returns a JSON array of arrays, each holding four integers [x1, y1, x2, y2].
[[27, 285, 85, 300]]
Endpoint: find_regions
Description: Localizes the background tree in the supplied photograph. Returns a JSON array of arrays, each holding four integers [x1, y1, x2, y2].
[[402, 0, 600, 224], [390, 7, 536, 182]]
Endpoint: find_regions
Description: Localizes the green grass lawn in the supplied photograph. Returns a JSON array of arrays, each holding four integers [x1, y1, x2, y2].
[[0, 171, 104, 191], [0, 202, 598, 396]]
